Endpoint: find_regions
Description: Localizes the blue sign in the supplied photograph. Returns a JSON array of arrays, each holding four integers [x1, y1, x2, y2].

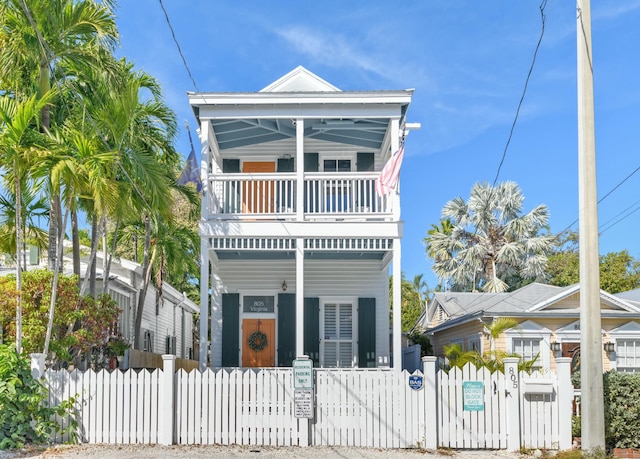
[[463, 381, 484, 411], [408, 375, 424, 391]]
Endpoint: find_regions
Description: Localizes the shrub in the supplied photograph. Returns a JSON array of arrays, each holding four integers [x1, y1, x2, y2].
[[0, 345, 74, 449], [603, 371, 640, 449]]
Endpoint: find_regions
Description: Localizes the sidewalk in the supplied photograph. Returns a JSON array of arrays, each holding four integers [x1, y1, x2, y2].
[[2, 444, 525, 459]]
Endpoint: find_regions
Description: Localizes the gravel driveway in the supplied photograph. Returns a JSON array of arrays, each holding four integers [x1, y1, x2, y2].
[[0, 445, 529, 459]]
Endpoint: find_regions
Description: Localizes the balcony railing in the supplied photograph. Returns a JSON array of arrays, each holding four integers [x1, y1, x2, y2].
[[206, 172, 395, 220]]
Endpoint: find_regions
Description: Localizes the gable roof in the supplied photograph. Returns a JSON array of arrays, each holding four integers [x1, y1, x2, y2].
[[426, 282, 640, 335], [260, 66, 340, 92]]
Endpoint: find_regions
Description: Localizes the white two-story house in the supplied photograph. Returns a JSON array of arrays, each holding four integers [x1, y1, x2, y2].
[[189, 66, 415, 369]]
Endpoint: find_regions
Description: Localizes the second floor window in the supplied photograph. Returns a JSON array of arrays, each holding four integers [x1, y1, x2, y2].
[[324, 159, 351, 172]]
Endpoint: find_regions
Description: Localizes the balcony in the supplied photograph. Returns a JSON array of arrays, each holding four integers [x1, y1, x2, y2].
[[205, 172, 396, 221]]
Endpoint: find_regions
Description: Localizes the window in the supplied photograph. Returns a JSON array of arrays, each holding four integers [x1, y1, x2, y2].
[[512, 338, 541, 368], [108, 289, 131, 339], [143, 330, 154, 353], [323, 159, 351, 172], [322, 303, 354, 367], [616, 339, 640, 372], [468, 337, 481, 353]]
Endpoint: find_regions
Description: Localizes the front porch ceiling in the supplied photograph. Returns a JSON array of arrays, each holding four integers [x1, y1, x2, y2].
[[211, 118, 389, 150]]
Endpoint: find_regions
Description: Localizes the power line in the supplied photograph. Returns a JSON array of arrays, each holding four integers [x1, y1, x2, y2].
[[158, 0, 200, 92], [555, 164, 640, 238], [493, 0, 549, 186]]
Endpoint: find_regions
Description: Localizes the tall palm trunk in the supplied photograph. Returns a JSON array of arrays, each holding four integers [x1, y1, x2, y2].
[[134, 214, 154, 349], [103, 218, 120, 294], [43, 206, 70, 357], [71, 207, 80, 285], [14, 163, 23, 353]]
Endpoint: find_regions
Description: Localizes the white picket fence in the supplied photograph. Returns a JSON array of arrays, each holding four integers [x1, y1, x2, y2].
[[34, 355, 573, 451]]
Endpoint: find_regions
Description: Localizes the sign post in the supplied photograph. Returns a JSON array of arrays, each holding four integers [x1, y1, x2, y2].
[[292, 356, 314, 446]]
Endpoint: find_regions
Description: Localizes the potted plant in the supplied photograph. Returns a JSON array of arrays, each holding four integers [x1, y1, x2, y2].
[[107, 335, 130, 364]]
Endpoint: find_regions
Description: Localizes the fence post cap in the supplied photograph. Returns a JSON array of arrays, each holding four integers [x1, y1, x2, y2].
[[162, 354, 177, 361], [421, 356, 437, 363], [555, 357, 572, 364], [503, 357, 520, 364]]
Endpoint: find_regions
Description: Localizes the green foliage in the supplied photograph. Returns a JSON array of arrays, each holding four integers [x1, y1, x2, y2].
[[603, 371, 640, 449], [424, 181, 553, 293], [0, 270, 120, 365], [389, 273, 427, 332], [572, 415, 581, 438], [407, 330, 433, 356], [547, 232, 640, 293], [0, 345, 75, 449]]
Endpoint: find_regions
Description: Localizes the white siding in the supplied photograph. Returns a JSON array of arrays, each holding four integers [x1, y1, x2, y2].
[[210, 258, 390, 367]]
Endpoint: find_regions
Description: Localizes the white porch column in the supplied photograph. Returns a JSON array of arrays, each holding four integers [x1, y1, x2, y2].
[[199, 120, 211, 371], [296, 237, 305, 358], [294, 118, 306, 358], [199, 237, 209, 370], [209, 254, 223, 367], [295, 118, 304, 222], [390, 119, 402, 371], [392, 239, 402, 370]]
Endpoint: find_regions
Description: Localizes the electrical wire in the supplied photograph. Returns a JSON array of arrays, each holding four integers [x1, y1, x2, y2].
[[158, 0, 200, 92], [492, 0, 549, 186]]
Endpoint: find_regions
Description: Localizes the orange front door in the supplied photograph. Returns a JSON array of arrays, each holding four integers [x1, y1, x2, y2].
[[242, 161, 275, 214], [242, 318, 276, 367]]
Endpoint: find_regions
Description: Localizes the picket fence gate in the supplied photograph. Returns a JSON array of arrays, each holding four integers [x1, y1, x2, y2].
[[34, 355, 573, 451]]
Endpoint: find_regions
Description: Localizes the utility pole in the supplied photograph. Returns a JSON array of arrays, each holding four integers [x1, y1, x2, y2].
[[576, 0, 605, 452]]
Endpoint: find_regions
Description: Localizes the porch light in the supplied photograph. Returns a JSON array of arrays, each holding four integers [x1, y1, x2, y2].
[[604, 342, 615, 353], [282, 280, 287, 292], [550, 341, 561, 352]]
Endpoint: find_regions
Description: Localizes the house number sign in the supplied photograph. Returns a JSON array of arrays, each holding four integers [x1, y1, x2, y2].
[[243, 296, 274, 313]]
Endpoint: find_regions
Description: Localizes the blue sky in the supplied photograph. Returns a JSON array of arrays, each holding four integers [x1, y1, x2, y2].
[[114, 1, 640, 288]]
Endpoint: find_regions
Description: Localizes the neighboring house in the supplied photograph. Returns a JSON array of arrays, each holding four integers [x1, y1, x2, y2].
[[418, 282, 640, 372], [189, 66, 415, 369], [82, 253, 199, 359], [1, 247, 198, 359]]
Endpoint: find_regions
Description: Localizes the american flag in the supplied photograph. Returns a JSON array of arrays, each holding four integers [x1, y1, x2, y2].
[[375, 144, 405, 196]]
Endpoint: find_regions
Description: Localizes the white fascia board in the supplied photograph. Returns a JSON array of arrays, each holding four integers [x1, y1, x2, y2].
[[601, 291, 640, 312], [525, 284, 580, 312], [188, 91, 413, 107], [199, 220, 403, 239], [119, 258, 144, 275], [197, 104, 404, 120]]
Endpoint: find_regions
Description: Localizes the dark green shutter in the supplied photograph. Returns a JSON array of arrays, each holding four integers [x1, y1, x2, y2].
[[277, 158, 294, 172], [277, 293, 296, 367], [222, 159, 240, 173], [222, 293, 240, 367], [357, 152, 374, 171], [276, 159, 295, 213], [304, 153, 319, 172], [304, 297, 320, 367], [304, 153, 319, 213], [358, 298, 376, 368], [222, 159, 241, 213], [357, 153, 375, 212]]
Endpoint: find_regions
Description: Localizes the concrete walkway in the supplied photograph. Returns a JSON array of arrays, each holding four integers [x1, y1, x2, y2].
[[2, 444, 528, 459]]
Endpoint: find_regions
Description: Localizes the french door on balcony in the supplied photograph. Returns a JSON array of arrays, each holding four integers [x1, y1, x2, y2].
[[242, 161, 275, 214]]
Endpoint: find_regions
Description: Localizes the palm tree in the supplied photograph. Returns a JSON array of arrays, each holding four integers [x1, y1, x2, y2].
[[0, 0, 119, 270], [424, 181, 553, 293], [0, 93, 52, 352]]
